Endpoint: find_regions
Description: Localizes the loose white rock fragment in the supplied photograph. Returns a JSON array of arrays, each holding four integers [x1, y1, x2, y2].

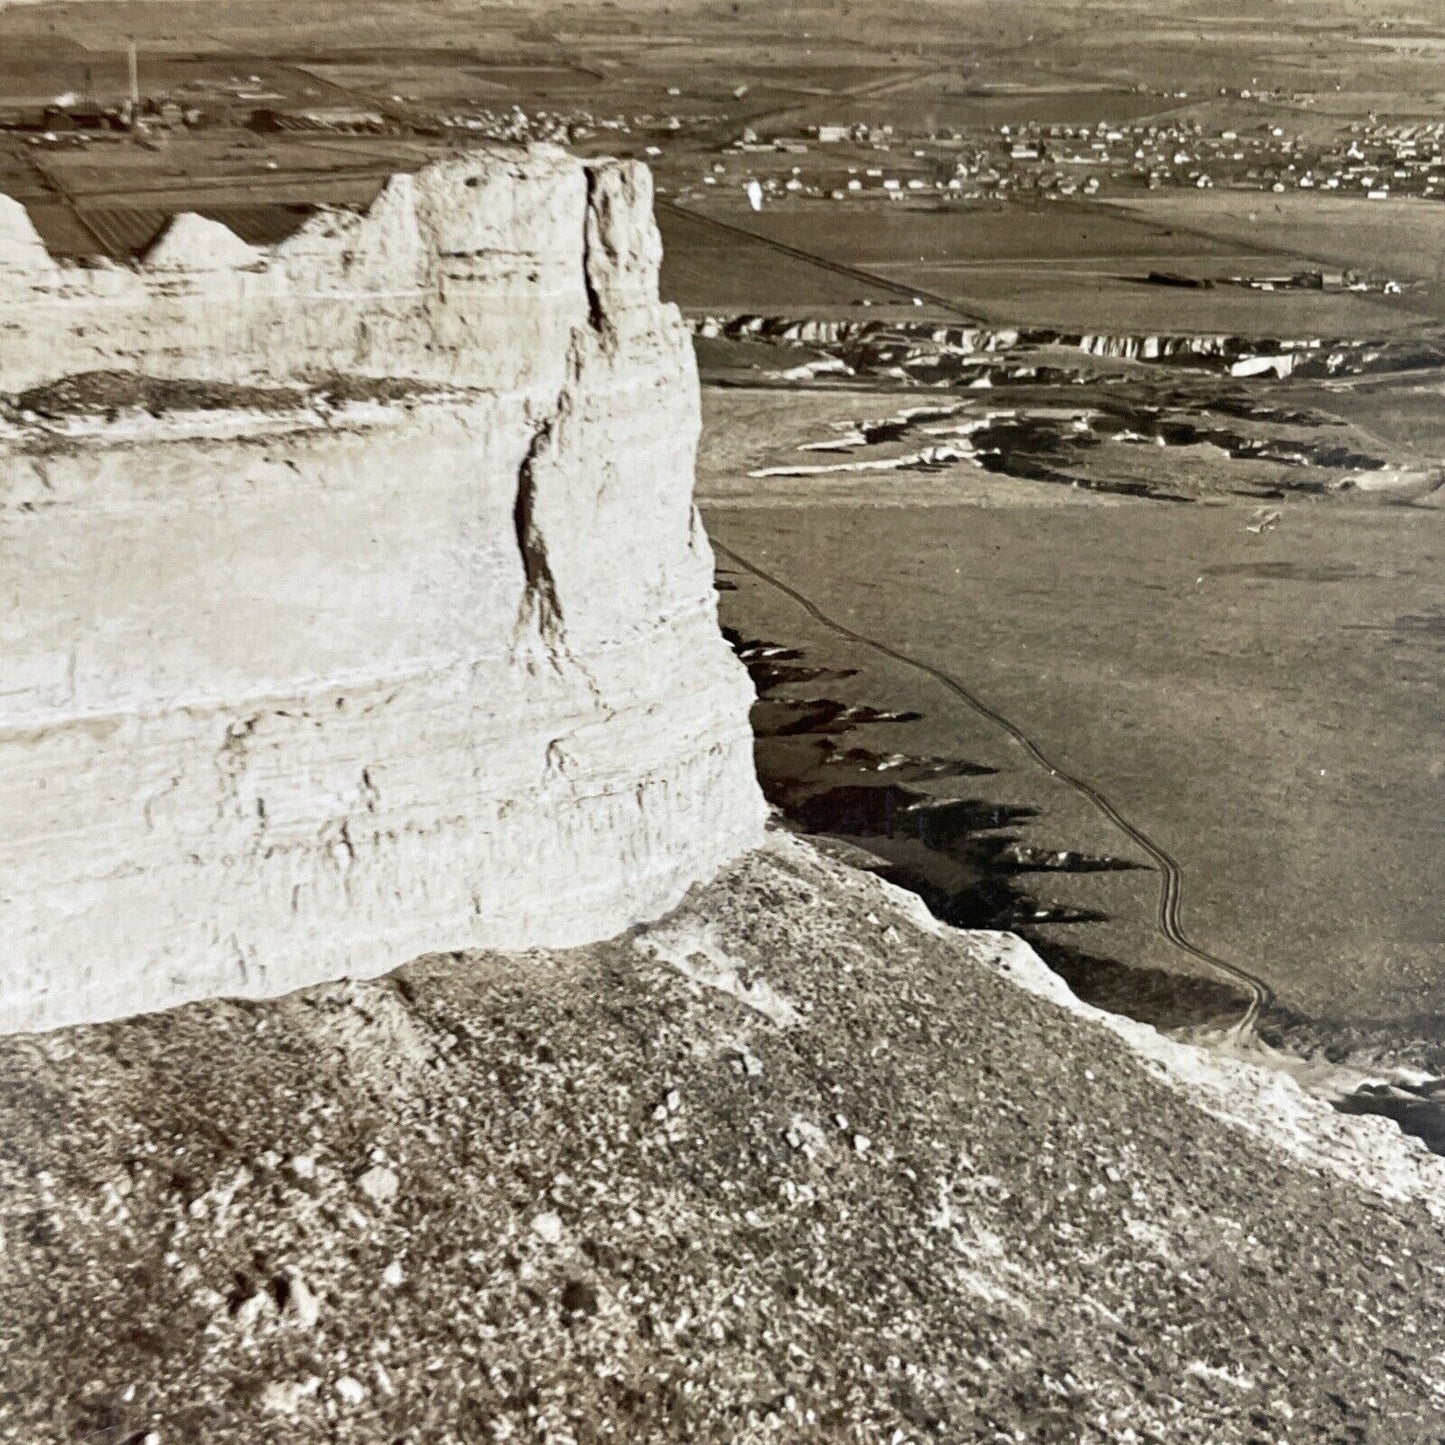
[[734, 1045, 763, 1077], [531, 1211, 564, 1245], [259, 1377, 320, 1414], [234, 1291, 273, 1332], [283, 1271, 321, 1330], [381, 1260, 405, 1287], [785, 1118, 829, 1157], [334, 1376, 366, 1406], [357, 1165, 400, 1206], [636, 923, 801, 1028]]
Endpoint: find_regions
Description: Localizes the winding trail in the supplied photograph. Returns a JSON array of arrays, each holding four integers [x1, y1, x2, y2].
[[713, 538, 1274, 1035]]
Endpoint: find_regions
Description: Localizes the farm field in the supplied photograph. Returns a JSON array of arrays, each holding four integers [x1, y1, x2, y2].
[[689, 197, 1258, 265], [671, 194, 1436, 336], [656, 202, 969, 318], [1104, 193, 1445, 286], [874, 263, 1426, 336]]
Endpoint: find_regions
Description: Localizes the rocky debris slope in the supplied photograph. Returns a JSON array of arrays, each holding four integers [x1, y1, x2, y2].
[[4, 830, 1445, 1444], [0, 150, 763, 1032]]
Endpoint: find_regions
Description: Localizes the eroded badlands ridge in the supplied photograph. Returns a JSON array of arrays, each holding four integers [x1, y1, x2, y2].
[[0, 148, 765, 1033]]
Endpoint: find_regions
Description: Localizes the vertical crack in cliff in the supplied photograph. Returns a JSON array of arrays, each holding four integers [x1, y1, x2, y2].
[[512, 418, 565, 651], [510, 351, 612, 719], [581, 166, 609, 338], [215, 714, 262, 820]]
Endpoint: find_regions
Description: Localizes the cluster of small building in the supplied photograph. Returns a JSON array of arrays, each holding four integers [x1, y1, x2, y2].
[[437, 104, 725, 151], [948, 116, 1445, 199], [685, 123, 992, 204], [0, 59, 275, 143], [0, 94, 205, 142], [439, 106, 574, 143], [681, 111, 1445, 208], [1310, 119, 1445, 199]]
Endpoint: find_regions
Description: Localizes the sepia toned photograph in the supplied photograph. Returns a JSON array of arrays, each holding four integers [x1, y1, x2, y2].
[[1, 0, 1443, 1439]]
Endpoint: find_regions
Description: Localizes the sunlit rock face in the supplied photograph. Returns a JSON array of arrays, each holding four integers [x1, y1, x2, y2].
[[0, 148, 765, 1033]]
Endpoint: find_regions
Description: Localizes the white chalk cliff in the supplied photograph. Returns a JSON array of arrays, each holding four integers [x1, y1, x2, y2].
[[0, 148, 765, 1033]]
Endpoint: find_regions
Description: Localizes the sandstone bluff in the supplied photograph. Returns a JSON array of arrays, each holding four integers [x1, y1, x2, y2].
[[0, 148, 764, 1033]]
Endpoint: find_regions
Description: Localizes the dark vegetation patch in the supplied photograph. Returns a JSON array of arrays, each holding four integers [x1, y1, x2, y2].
[[758, 388, 1386, 504], [3, 371, 455, 423], [7, 370, 308, 420]]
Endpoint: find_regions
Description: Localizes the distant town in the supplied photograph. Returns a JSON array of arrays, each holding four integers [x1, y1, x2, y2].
[[9, 78, 1445, 205], [686, 110, 1445, 213]]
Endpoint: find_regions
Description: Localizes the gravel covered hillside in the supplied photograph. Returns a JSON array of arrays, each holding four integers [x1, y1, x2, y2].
[[2, 831, 1442, 1444]]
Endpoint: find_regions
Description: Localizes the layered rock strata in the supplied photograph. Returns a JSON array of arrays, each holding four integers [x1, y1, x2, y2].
[[0, 148, 765, 1033]]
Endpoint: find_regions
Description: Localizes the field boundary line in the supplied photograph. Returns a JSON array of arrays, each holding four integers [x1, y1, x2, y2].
[[659, 198, 991, 323]]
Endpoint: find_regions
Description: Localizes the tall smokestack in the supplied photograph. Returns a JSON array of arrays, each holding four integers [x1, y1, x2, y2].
[[127, 38, 139, 111]]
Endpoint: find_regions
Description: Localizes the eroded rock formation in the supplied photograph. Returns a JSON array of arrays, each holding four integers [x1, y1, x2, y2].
[[0, 148, 765, 1033]]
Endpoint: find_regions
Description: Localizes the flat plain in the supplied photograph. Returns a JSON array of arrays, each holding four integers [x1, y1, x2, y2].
[[700, 397, 1445, 1051]]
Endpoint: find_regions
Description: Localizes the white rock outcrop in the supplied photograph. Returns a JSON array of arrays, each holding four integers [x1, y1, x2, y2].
[[141, 212, 266, 272], [0, 148, 765, 1034]]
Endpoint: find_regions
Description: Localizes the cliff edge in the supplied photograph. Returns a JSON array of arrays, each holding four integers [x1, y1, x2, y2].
[[0, 149, 765, 1033]]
